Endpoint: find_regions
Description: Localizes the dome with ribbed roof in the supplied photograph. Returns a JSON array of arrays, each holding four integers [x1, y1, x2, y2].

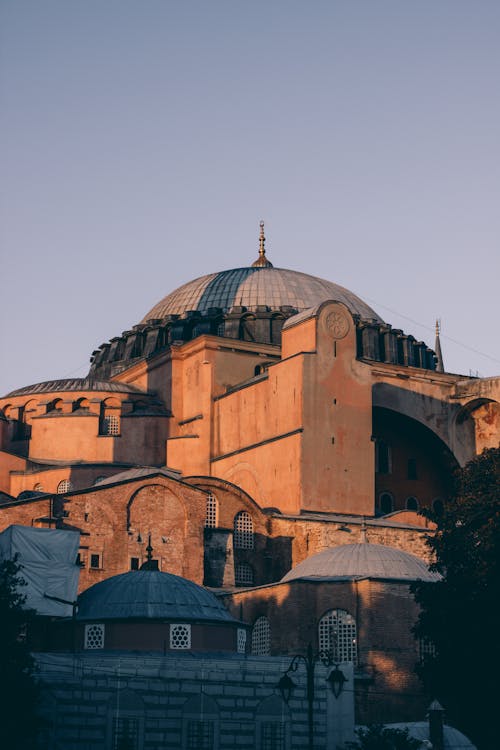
[[281, 543, 440, 583], [141, 266, 382, 324], [77, 570, 237, 623]]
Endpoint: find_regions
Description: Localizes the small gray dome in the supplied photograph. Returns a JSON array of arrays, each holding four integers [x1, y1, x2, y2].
[[281, 543, 440, 583], [77, 570, 237, 623], [141, 266, 382, 323]]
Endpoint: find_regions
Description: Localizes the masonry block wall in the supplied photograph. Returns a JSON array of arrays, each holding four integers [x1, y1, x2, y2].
[[35, 652, 355, 750]]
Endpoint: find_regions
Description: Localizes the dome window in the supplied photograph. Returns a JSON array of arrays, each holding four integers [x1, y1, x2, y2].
[[84, 623, 104, 650], [318, 609, 357, 664], [170, 623, 191, 650], [251, 616, 271, 656], [33, 483, 43, 492], [233, 511, 254, 549]]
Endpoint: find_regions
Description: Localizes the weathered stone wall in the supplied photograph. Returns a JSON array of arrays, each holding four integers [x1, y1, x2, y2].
[[34, 652, 355, 750]]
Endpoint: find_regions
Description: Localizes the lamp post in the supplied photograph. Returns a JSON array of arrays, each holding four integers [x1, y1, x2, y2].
[[277, 643, 347, 750]]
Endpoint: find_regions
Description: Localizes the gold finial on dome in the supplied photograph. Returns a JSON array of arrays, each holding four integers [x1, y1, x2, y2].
[[252, 220, 273, 267]]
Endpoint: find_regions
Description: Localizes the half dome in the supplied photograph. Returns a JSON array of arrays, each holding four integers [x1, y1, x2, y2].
[[141, 266, 383, 324], [281, 543, 440, 583], [77, 570, 237, 622]]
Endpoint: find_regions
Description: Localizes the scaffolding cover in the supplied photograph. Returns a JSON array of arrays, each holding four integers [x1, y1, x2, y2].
[[0, 525, 80, 617]]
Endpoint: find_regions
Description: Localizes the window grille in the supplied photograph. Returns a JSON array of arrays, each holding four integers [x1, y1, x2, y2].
[[406, 496, 419, 511], [57, 479, 72, 494], [112, 717, 139, 750], [419, 637, 436, 662], [237, 628, 247, 654], [205, 493, 218, 528], [186, 720, 214, 750], [251, 616, 271, 655], [318, 609, 357, 664], [235, 562, 254, 586], [101, 414, 120, 435], [170, 623, 191, 650], [84, 623, 104, 649], [234, 511, 254, 549], [261, 721, 285, 750]]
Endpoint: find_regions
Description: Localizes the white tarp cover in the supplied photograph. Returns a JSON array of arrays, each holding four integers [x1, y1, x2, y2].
[[0, 525, 80, 617]]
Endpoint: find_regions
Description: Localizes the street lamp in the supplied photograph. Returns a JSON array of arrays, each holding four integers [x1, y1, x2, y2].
[[277, 643, 348, 750]]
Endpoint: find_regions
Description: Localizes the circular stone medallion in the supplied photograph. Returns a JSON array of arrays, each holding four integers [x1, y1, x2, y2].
[[325, 310, 350, 339]]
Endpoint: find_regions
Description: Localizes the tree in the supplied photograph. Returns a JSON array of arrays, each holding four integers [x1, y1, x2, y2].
[[0, 556, 41, 749], [413, 447, 500, 750], [346, 724, 421, 750]]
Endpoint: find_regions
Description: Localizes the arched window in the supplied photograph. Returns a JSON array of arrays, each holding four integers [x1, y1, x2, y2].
[[256, 696, 290, 750], [57, 479, 72, 494], [72, 398, 89, 412], [375, 439, 392, 474], [182, 695, 219, 750], [378, 492, 393, 515], [233, 511, 254, 549], [33, 483, 43, 492], [406, 496, 419, 511], [235, 562, 254, 587], [205, 493, 218, 528], [251, 616, 271, 655], [46, 398, 63, 414], [318, 609, 357, 664]]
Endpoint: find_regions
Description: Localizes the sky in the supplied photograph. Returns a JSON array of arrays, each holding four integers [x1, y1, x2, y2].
[[1, 1, 499, 395]]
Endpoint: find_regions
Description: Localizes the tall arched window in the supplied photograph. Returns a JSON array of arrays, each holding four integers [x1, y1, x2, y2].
[[406, 496, 419, 511], [251, 616, 271, 656], [57, 479, 72, 494], [235, 562, 254, 587], [205, 493, 218, 528], [233, 511, 254, 549], [375, 439, 392, 474], [318, 609, 357, 664], [378, 492, 394, 515]]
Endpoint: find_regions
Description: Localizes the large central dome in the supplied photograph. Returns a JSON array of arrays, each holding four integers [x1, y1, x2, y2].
[[142, 266, 382, 323]]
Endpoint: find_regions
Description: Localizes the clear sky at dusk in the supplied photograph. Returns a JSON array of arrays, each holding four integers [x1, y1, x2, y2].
[[1, 1, 499, 395]]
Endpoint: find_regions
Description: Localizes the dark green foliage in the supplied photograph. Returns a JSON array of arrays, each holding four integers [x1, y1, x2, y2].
[[0, 556, 41, 749], [346, 724, 421, 750], [413, 447, 500, 750]]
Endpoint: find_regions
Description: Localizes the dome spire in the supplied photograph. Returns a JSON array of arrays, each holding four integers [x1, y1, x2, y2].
[[252, 220, 273, 267], [435, 319, 444, 373]]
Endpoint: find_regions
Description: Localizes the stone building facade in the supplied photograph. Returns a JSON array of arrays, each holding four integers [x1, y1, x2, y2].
[[1, 228, 499, 732]]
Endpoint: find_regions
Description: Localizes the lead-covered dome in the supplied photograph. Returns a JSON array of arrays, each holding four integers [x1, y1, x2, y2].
[[77, 570, 237, 622], [142, 266, 382, 323], [281, 543, 440, 583]]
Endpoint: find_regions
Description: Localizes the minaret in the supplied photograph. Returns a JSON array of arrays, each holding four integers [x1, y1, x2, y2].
[[252, 220, 273, 267], [434, 319, 444, 373]]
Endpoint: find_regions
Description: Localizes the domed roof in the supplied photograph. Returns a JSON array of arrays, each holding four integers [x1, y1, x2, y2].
[[281, 543, 440, 583], [142, 225, 382, 322], [76, 570, 237, 622], [141, 267, 382, 323]]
